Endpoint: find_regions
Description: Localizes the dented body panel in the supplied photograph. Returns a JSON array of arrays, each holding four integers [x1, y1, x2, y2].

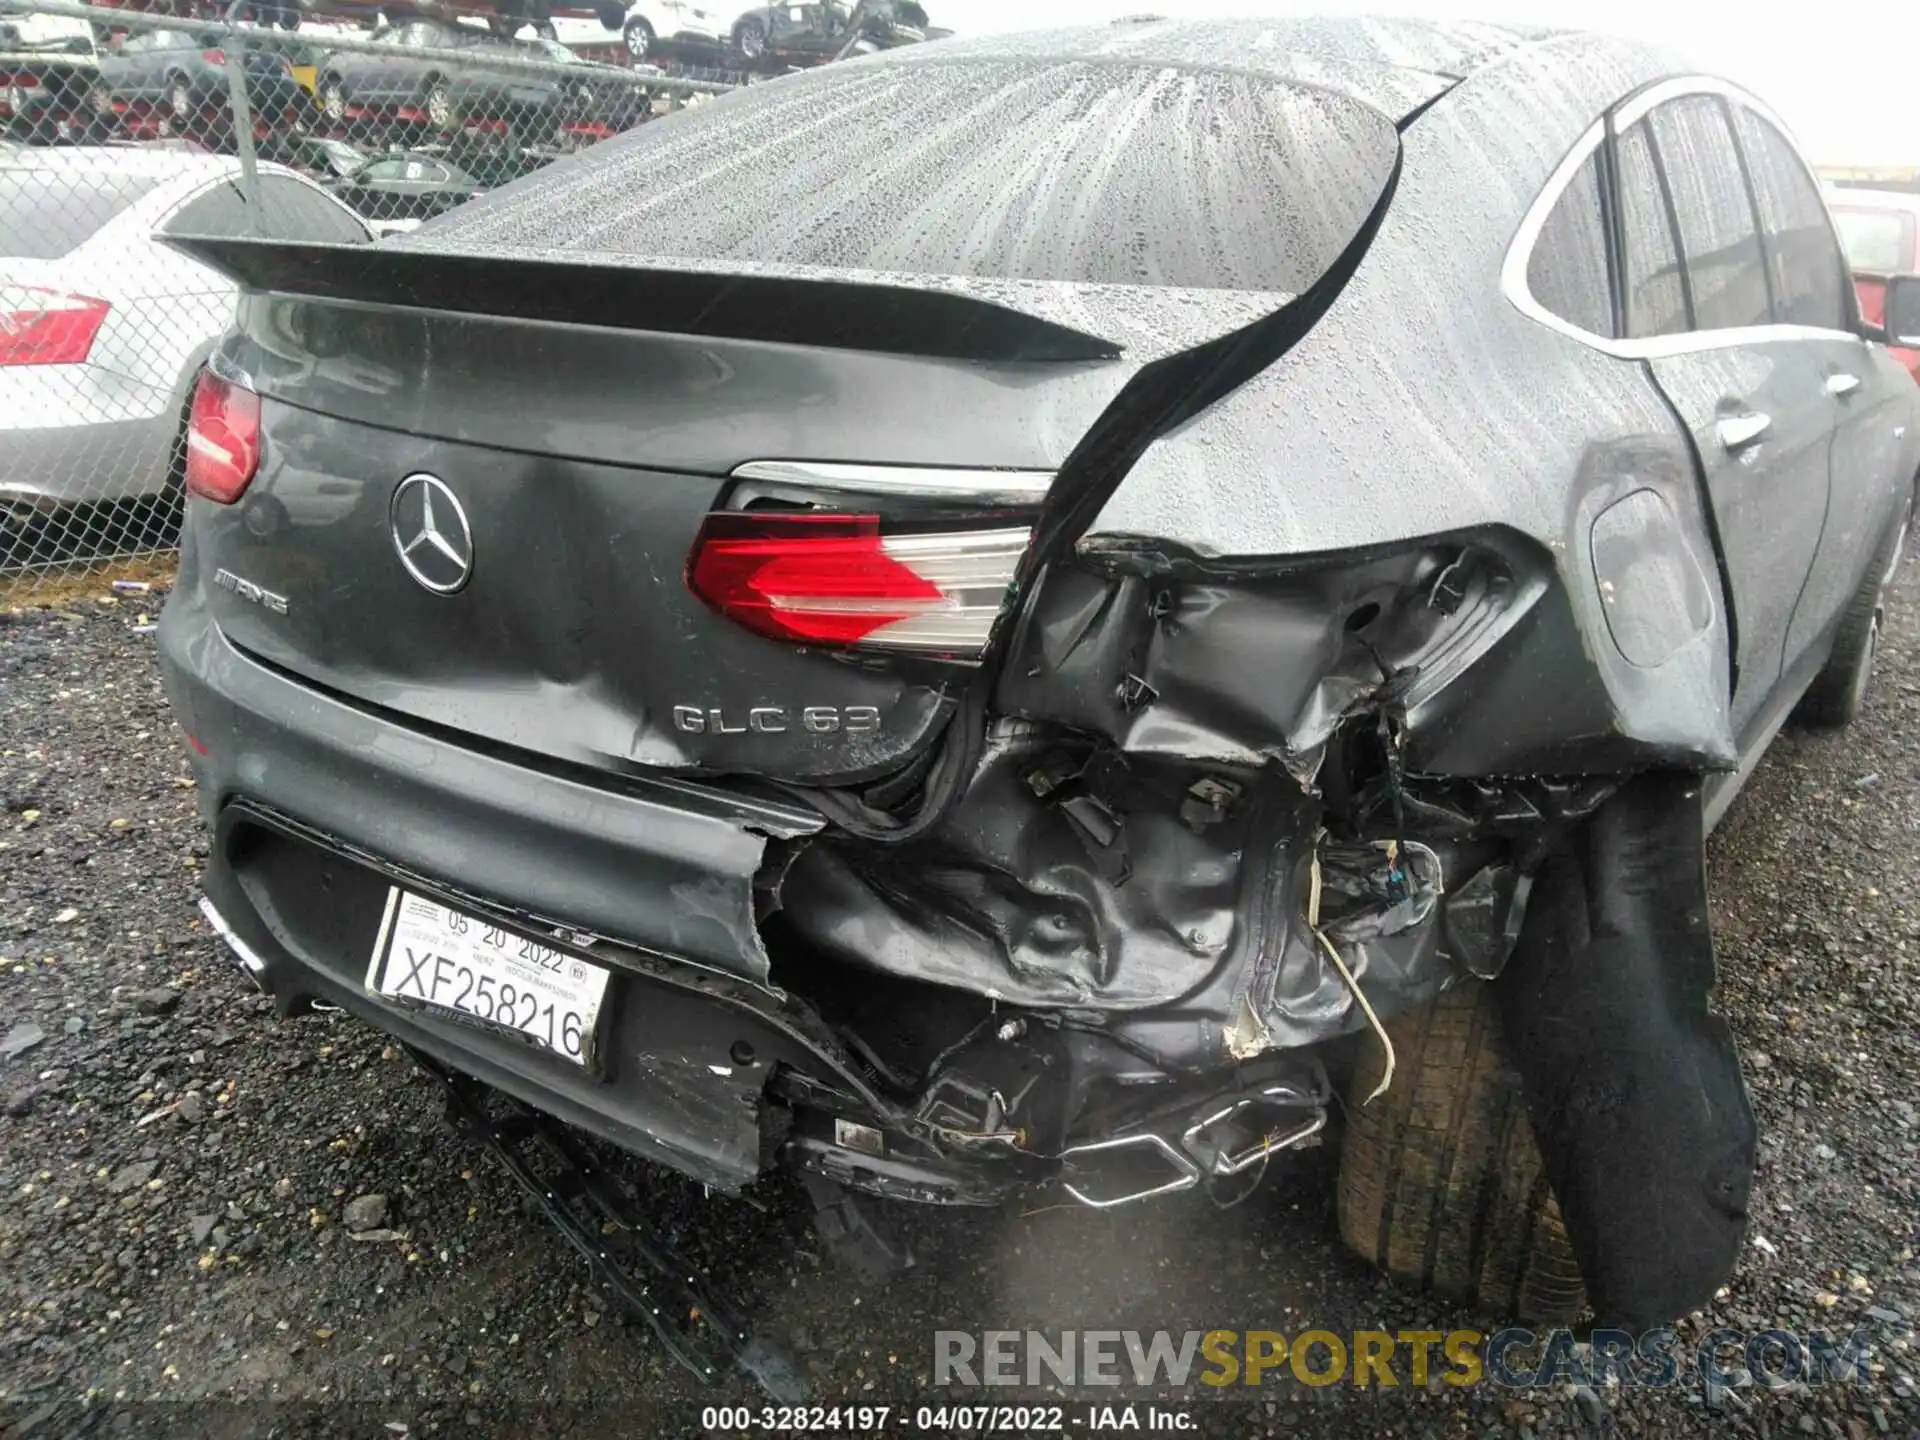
[[158, 14, 1920, 1330]]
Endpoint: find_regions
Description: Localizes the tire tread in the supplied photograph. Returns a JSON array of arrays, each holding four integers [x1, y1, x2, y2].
[[1337, 982, 1586, 1323]]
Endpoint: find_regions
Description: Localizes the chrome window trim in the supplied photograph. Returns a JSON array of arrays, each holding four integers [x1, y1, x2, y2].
[[1502, 74, 1862, 358], [729, 460, 1054, 506]]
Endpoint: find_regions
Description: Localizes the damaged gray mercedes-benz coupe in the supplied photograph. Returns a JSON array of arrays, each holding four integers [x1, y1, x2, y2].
[[158, 14, 1920, 1343]]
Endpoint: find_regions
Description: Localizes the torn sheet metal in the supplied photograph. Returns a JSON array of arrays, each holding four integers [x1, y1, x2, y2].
[[779, 732, 1460, 1068], [997, 540, 1535, 784]]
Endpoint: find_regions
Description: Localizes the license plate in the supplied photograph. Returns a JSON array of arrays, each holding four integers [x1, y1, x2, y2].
[[365, 888, 610, 1067]]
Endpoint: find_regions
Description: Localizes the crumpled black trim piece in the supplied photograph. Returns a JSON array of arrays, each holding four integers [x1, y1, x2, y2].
[[1496, 771, 1755, 1327]]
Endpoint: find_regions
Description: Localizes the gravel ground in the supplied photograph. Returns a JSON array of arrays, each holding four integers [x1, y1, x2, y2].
[[2, 569, 1917, 1440]]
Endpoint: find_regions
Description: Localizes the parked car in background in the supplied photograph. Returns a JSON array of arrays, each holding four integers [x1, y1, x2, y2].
[[269, 20, 365, 104], [729, 0, 926, 65], [325, 145, 482, 230], [292, 131, 371, 178], [617, 0, 733, 60], [0, 147, 368, 527], [1827, 185, 1920, 383], [542, 12, 624, 53], [0, 8, 103, 144], [316, 16, 564, 135], [95, 28, 306, 136], [227, 0, 303, 29], [161, 17, 1920, 1359], [520, 36, 647, 135]]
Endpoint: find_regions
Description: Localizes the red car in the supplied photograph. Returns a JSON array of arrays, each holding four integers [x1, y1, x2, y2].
[[1827, 185, 1920, 382]]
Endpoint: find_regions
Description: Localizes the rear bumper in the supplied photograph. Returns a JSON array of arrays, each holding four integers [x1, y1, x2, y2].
[[157, 556, 1332, 1209], [156, 569, 863, 1189], [195, 808, 841, 1190], [158, 556, 818, 980]]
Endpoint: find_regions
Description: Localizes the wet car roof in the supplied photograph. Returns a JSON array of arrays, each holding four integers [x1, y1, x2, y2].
[[865, 14, 1566, 121]]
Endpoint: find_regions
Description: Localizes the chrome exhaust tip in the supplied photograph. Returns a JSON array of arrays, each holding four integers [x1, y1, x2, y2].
[[196, 895, 269, 992]]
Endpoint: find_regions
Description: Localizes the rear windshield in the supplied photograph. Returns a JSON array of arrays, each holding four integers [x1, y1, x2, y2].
[[414, 58, 1399, 293], [0, 170, 164, 258], [1831, 206, 1912, 273]]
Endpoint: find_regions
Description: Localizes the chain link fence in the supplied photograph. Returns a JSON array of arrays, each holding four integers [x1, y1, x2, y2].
[[0, 0, 778, 590]]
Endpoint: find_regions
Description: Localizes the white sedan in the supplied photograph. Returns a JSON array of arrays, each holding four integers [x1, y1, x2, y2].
[[615, 0, 737, 60], [509, 3, 740, 61], [0, 147, 369, 524]]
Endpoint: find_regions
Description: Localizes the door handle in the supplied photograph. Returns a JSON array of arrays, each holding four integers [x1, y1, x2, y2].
[[1716, 412, 1772, 452], [1826, 372, 1863, 397]]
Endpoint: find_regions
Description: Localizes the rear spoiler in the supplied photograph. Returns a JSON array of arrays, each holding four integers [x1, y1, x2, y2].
[[161, 235, 1123, 365]]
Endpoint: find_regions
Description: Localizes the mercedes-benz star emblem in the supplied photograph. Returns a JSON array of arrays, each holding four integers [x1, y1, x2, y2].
[[389, 474, 473, 595]]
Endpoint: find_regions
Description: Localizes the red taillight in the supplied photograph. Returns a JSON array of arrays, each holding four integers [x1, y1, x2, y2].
[[687, 512, 1031, 655], [184, 370, 261, 504], [201, 47, 225, 64], [0, 287, 109, 366]]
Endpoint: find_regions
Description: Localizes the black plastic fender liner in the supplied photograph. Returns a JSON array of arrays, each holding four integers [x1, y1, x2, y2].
[[1494, 771, 1755, 1327]]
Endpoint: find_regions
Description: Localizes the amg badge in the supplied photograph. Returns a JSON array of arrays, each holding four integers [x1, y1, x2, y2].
[[673, 705, 881, 736], [212, 567, 289, 615]]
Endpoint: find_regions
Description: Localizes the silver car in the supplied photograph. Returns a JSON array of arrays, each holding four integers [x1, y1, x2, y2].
[[0, 147, 368, 524]]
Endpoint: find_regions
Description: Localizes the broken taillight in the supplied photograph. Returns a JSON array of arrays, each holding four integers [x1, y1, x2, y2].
[[687, 513, 1030, 655], [184, 370, 261, 504], [0, 286, 109, 366]]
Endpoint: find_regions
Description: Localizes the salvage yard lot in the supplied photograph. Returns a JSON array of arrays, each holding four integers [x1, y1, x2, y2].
[[0, 569, 1917, 1439]]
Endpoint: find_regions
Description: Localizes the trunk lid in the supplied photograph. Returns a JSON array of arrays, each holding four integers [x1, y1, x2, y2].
[[164, 219, 1388, 787], [167, 239, 1251, 786]]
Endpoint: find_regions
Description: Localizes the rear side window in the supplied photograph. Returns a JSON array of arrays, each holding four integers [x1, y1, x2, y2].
[[0, 170, 165, 258], [163, 180, 253, 237], [1649, 96, 1771, 332], [1832, 206, 1913, 273], [1614, 120, 1689, 338], [1731, 107, 1847, 330], [256, 174, 371, 244], [1527, 150, 1614, 337], [164, 176, 371, 243]]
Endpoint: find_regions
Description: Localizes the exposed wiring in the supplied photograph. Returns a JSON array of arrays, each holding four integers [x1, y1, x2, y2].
[[1307, 830, 1396, 1105], [1206, 1147, 1271, 1209]]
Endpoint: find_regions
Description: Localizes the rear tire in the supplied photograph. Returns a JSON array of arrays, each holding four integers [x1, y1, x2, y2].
[[1794, 511, 1906, 729], [624, 14, 654, 57], [1336, 980, 1587, 1323]]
